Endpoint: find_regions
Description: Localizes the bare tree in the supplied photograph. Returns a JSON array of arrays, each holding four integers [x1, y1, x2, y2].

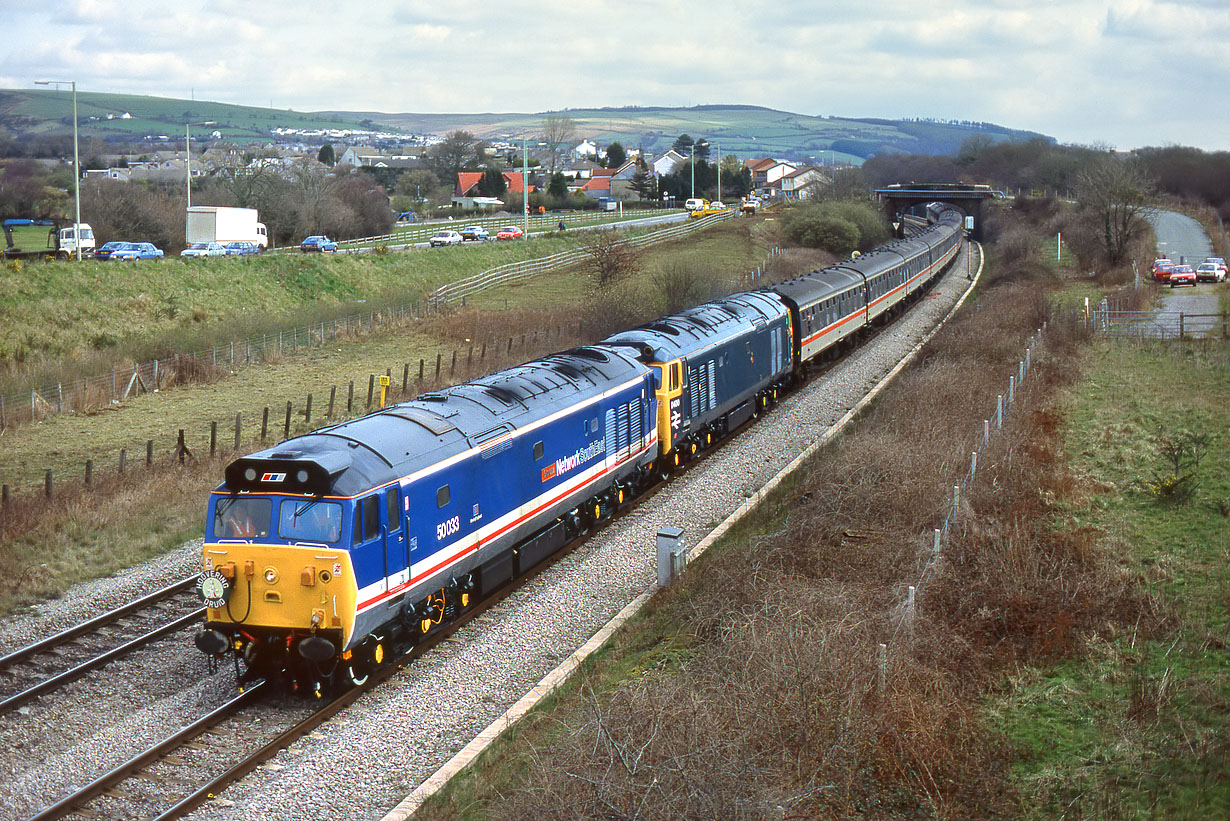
[[584, 229, 640, 291], [1076, 155, 1154, 265], [424, 130, 484, 189], [541, 113, 576, 178]]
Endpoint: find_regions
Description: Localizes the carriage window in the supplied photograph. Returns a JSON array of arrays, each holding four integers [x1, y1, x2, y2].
[[437, 485, 450, 508], [386, 488, 401, 532], [215, 497, 271, 539], [279, 499, 342, 543], [534, 441, 544, 460], [353, 495, 380, 542]]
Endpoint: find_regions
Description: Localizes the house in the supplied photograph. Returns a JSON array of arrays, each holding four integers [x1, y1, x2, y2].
[[455, 171, 535, 197], [779, 166, 830, 200], [571, 139, 599, 159], [338, 146, 386, 167], [744, 157, 797, 199], [562, 159, 602, 181], [608, 160, 656, 201], [650, 149, 687, 176]]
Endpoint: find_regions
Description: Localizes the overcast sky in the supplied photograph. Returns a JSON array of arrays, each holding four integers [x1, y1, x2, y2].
[[3, 0, 1226, 151]]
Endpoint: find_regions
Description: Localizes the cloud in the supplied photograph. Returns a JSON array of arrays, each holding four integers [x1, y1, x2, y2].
[[0, 0, 1224, 150]]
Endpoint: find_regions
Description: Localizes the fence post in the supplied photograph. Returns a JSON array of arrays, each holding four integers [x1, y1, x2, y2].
[[435, 353, 442, 381], [261, 407, 270, 441], [327, 387, 336, 420], [2, 485, 8, 507], [234, 413, 242, 449], [0, 396, 4, 431], [177, 429, 188, 464], [367, 375, 375, 408], [1179, 313, 1184, 339], [984, 419, 990, 449], [45, 470, 52, 498], [970, 450, 978, 482], [57, 383, 63, 413], [210, 421, 217, 457], [418, 359, 424, 383], [147, 440, 154, 468], [305, 393, 313, 426], [85, 460, 92, 487], [450, 350, 457, 375], [284, 402, 293, 438], [481, 342, 487, 360], [877, 643, 887, 694], [119, 448, 127, 474], [996, 395, 1003, 429], [402, 364, 409, 395], [347, 382, 354, 414]]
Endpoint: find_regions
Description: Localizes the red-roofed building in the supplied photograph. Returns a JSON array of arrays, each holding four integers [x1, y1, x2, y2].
[[455, 171, 534, 196]]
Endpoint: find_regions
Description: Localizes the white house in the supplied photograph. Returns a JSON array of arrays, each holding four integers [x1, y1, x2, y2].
[[651, 149, 687, 176], [571, 139, 599, 159]]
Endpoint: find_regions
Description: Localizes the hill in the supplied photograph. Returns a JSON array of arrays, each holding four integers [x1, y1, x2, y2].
[[339, 104, 1052, 163], [0, 89, 396, 144]]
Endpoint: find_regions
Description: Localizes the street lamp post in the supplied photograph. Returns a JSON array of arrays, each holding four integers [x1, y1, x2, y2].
[[690, 143, 695, 201], [185, 121, 215, 209], [35, 79, 81, 260]]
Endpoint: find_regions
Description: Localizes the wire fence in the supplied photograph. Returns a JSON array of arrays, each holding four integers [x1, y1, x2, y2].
[[428, 211, 734, 306], [877, 321, 1049, 691], [0, 212, 732, 433]]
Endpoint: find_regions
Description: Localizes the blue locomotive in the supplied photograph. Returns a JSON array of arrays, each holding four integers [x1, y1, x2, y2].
[[194, 208, 965, 694]]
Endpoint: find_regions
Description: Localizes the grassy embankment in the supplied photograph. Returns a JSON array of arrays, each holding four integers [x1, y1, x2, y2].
[[0, 215, 793, 612], [414, 212, 1226, 817]]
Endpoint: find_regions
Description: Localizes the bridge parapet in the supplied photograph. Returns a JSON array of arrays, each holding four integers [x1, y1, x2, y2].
[[875, 184, 1003, 239]]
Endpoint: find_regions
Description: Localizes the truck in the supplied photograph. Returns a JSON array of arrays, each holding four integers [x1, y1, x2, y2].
[[186, 207, 268, 250], [2, 219, 95, 260]]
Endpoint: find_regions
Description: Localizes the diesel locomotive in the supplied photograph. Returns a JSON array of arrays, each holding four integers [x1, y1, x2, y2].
[[194, 207, 965, 695]]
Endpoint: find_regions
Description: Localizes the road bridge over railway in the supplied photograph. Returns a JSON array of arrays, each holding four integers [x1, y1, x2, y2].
[[876, 183, 1002, 239]]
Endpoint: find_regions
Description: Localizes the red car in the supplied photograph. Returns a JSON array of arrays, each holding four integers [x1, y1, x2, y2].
[[496, 225, 524, 240], [1151, 258, 1174, 282], [1168, 264, 1196, 287]]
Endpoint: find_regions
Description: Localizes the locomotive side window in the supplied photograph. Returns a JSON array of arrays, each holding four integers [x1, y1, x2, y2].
[[386, 488, 401, 532], [437, 484, 450, 508], [215, 497, 271, 539], [353, 495, 380, 542], [534, 441, 544, 460]]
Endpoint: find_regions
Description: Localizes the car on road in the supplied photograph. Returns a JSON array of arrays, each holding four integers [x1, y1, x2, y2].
[[1152, 258, 1174, 282], [109, 242, 163, 261], [180, 241, 227, 258], [300, 235, 339, 253], [1195, 262, 1225, 283], [429, 229, 463, 247], [1203, 257, 1227, 276], [496, 225, 524, 240], [224, 240, 260, 256], [458, 226, 489, 242], [93, 241, 125, 261], [1168, 264, 1196, 287]]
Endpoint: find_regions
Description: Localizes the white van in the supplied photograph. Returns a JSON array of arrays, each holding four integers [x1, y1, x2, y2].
[[684, 198, 706, 212]]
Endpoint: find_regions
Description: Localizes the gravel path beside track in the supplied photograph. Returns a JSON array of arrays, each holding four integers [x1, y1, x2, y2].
[[0, 244, 978, 821]]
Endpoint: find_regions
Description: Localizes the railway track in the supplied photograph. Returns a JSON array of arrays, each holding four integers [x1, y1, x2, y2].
[[0, 577, 203, 716], [19, 525, 609, 821]]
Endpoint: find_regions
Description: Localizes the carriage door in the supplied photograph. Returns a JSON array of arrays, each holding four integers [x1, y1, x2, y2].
[[386, 486, 408, 589]]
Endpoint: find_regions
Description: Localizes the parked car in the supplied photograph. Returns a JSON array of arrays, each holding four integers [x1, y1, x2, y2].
[[109, 242, 164, 261], [1204, 257, 1227, 275], [429, 230, 463, 247], [459, 226, 489, 242], [1195, 262, 1225, 283], [1152, 259, 1174, 282], [1168, 264, 1196, 287], [93, 241, 125, 261], [224, 240, 260, 256], [300, 235, 339, 253], [496, 225, 524, 240], [180, 241, 227, 258]]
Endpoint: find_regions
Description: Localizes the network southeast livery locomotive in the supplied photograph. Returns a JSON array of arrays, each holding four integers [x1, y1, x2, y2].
[[194, 207, 965, 695]]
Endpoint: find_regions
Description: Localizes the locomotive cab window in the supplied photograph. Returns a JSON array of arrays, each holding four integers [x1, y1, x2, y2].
[[279, 499, 342, 543], [215, 497, 271, 539], [353, 495, 380, 543], [437, 484, 450, 508]]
